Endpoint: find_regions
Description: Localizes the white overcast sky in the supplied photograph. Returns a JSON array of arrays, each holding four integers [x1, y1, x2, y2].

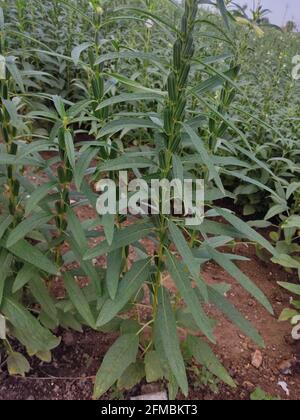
[[232, 0, 300, 27]]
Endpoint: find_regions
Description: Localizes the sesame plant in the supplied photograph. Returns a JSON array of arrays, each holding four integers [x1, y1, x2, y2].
[[80, 0, 275, 399], [0, 0, 298, 401]]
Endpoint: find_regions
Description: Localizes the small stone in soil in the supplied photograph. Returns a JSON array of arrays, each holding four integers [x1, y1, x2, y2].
[[251, 350, 263, 369], [63, 332, 75, 347]]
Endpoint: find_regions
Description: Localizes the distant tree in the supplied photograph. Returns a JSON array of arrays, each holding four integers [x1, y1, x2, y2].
[[285, 20, 297, 33]]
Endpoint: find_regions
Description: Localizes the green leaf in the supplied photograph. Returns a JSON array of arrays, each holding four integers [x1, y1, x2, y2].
[[0, 250, 13, 306], [64, 130, 76, 170], [206, 245, 273, 314], [168, 221, 208, 301], [98, 117, 159, 138], [25, 182, 56, 216], [96, 51, 167, 67], [102, 214, 115, 246], [97, 155, 155, 172], [68, 237, 102, 296], [278, 282, 300, 296], [207, 286, 264, 347], [216, 0, 230, 29], [156, 287, 188, 397], [7, 239, 58, 275], [75, 147, 98, 190], [52, 95, 66, 118], [2, 297, 60, 353], [6, 62, 25, 92], [7, 352, 30, 377], [2, 99, 26, 130], [165, 250, 214, 342], [279, 308, 299, 322], [36, 350, 52, 363], [215, 207, 276, 255], [12, 264, 37, 293], [63, 273, 95, 328], [84, 220, 154, 260], [145, 351, 165, 383], [29, 275, 58, 321], [7, 212, 52, 248], [97, 259, 151, 327], [265, 204, 288, 221], [272, 254, 300, 269], [71, 42, 93, 65], [96, 92, 163, 111], [106, 248, 123, 300], [93, 334, 139, 399], [0, 215, 13, 240], [250, 387, 280, 401], [117, 361, 145, 391], [283, 216, 300, 229], [66, 208, 88, 251], [187, 335, 236, 387], [183, 123, 224, 194]]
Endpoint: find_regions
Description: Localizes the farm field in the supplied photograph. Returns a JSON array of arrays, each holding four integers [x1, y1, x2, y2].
[[0, 0, 300, 401]]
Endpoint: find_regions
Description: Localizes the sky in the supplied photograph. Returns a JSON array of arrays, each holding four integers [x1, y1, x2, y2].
[[232, 0, 300, 28]]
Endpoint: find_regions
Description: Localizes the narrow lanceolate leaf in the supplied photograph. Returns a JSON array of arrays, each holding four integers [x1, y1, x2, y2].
[[12, 264, 38, 293], [7, 239, 58, 276], [71, 42, 93, 66], [6, 212, 53, 248], [97, 118, 159, 138], [63, 273, 95, 329], [207, 286, 264, 347], [25, 182, 56, 216], [93, 334, 139, 399], [97, 156, 155, 172], [95, 51, 167, 67], [0, 250, 13, 306], [106, 73, 166, 96], [29, 275, 58, 321], [272, 254, 300, 269], [156, 287, 188, 397], [278, 282, 300, 296], [102, 214, 115, 246], [97, 259, 151, 327], [168, 221, 208, 301], [68, 237, 102, 296], [74, 147, 98, 190], [2, 99, 26, 130], [66, 208, 88, 251], [187, 335, 236, 387], [165, 250, 214, 343], [106, 248, 123, 300], [84, 220, 154, 260], [2, 297, 60, 353], [206, 245, 273, 314], [0, 215, 13, 240], [96, 92, 163, 111], [183, 123, 225, 194], [64, 130, 76, 170], [215, 207, 276, 256]]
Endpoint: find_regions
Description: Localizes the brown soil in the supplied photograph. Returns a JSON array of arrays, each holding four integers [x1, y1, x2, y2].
[[0, 238, 299, 400]]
